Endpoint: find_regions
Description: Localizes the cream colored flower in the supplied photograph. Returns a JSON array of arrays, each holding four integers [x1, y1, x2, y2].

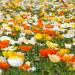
[[65, 43, 72, 49], [46, 41, 58, 49], [48, 54, 60, 63], [25, 30, 32, 35], [28, 37, 36, 45]]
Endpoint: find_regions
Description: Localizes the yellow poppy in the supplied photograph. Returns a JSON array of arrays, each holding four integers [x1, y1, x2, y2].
[[34, 33, 43, 40]]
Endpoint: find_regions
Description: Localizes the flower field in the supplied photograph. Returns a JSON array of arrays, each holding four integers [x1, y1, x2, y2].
[[0, 0, 75, 75]]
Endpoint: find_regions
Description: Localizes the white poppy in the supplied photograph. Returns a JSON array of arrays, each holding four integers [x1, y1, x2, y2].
[[65, 43, 72, 49], [63, 33, 75, 38], [8, 58, 24, 67], [61, 23, 69, 28], [28, 37, 36, 45], [18, 37, 26, 44]]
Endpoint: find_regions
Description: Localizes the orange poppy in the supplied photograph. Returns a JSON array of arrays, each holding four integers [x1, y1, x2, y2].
[[45, 24, 54, 28], [19, 64, 31, 70], [59, 55, 73, 63], [39, 48, 58, 57], [32, 29, 41, 33], [19, 45, 32, 51], [58, 54, 65, 62], [71, 56, 75, 62], [58, 11, 64, 15], [48, 30, 56, 36], [37, 19, 42, 24], [8, 19, 14, 22], [37, 19, 43, 28], [42, 29, 49, 34], [0, 40, 10, 48], [61, 5, 67, 8], [42, 29, 56, 36], [0, 62, 10, 70], [23, 24, 30, 30]]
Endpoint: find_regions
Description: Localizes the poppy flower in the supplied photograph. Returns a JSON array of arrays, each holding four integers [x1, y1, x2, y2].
[[48, 54, 60, 63], [32, 29, 41, 33], [42, 29, 56, 36], [39, 48, 58, 57], [37, 19, 42, 24], [34, 33, 43, 40], [8, 19, 14, 22], [0, 40, 10, 49], [45, 24, 54, 28], [0, 62, 10, 70], [46, 41, 58, 49], [42, 29, 49, 34], [37, 19, 43, 28], [19, 46, 32, 51], [71, 56, 75, 63], [58, 11, 64, 15], [19, 64, 31, 71], [58, 54, 65, 62], [48, 30, 56, 36], [8, 58, 24, 67], [23, 24, 30, 30], [59, 48, 70, 55], [25, 30, 32, 35], [59, 54, 73, 63]]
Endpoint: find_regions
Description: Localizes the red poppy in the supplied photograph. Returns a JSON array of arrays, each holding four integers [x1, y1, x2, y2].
[[59, 55, 74, 63], [8, 19, 14, 22], [37, 19, 43, 28], [58, 54, 65, 62], [37, 19, 42, 23], [58, 11, 64, 15], [48, 30, 56, 36], [19, 45, 32, 51], [0, 40, 10, 49], [23, 24, 30, 30], [0, 62, 10, 70], [71, 56, 75, 62], [42, 29, 56, 36], [45, 24, 54, 28], [42, 29, 49, 34], [39, 48, 58, 57]]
